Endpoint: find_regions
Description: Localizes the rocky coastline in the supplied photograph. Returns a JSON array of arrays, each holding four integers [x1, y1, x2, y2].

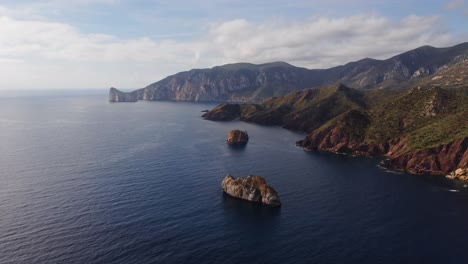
[[297, 128, 468, 177], [203, 84, 467, 178]]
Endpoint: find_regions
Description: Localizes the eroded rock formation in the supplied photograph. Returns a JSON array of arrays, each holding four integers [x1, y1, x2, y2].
[[227, 130, 249, 145], [109, 87, 139, 102], [447, 168, 468, 181], [221, 175, 281, 206]]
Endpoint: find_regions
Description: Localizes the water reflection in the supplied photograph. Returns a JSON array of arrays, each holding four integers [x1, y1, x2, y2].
[[227, 144, 247, 152], [222, 193, 281, 218]]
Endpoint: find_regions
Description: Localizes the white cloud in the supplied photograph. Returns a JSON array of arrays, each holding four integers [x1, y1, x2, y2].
[[204, 15, 454, 68], [0, 10, 457, 90]]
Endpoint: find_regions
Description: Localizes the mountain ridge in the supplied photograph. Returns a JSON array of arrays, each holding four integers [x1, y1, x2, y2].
[[109, 42, 468, 102]]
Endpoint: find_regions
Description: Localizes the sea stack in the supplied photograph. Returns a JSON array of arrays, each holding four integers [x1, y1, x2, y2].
[[109, 87, 139, 102], [227, 130, 249, 145], [221, 175, 281, 207]]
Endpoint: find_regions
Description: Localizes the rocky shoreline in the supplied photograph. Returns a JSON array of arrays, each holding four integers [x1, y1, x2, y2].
[[297, 128, 468, 178], [446, 168, 468, 181]]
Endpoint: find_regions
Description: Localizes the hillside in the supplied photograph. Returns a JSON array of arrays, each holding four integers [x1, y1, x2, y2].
[[203, 84, 468, 177], [110, 42, 468, 102]]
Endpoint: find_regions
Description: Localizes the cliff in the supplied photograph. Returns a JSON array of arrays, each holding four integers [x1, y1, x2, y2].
[[221, 175, 281, 206], [109, 42, 468, 102], [109, 87, 139, 102], [382, 137, 468, 175]]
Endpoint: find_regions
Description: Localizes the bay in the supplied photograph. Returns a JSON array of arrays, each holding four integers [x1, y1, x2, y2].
[[1, 94, 468, 263]]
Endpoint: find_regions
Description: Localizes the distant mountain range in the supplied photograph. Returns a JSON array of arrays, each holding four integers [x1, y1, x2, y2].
[[109, 42, 468, 102]]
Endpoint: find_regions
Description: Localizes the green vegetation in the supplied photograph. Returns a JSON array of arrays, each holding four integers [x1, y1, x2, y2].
[[205, 82, 467, 156], [239, 83, 368, 131], [407, 112, 468, 151], [364, 86, 467, 153]]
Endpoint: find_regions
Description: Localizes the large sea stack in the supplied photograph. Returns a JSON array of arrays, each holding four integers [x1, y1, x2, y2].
[[227, 130, 249, 145], [221, 175, 281, 207], [109, 87, 139, 102]]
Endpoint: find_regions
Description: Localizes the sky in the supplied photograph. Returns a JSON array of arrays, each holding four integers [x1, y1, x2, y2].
[[0, 0, 467, 90]]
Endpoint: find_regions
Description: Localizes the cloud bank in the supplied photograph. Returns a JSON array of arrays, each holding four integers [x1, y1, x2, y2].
[[0, 10, 457, 89]]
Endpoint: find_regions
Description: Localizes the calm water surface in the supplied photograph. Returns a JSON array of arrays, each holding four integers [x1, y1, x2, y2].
[[1, 95, 468, 263]]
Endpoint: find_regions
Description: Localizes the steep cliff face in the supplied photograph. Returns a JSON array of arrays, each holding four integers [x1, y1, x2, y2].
[[109, 42, 468, 102], [139, 62, 315, 102], [109, 87, 139, 102], [221, 175, 281, 206], [382, 137, 468, 175], [299, 126, 467, 175]]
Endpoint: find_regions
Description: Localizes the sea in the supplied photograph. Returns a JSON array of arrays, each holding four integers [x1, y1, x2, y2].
[[1, 92, 468, 264]]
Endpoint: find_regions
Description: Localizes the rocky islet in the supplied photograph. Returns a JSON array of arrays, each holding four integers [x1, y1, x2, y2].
[[226, 130, 249, 145], [221, 175, 281, 207]]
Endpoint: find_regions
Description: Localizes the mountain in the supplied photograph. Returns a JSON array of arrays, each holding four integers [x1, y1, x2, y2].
[[202, 83, 368, 130], [109, 42, 468, 102], [111, 62, 316, 102], [202, 84, 468, 177]]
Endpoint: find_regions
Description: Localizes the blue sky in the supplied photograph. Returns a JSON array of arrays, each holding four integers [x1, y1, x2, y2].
[[0, 0, 466, 90]]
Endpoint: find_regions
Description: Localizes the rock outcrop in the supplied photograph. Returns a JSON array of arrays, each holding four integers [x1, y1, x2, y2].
[[221, 175, 281, 207], [446, 168, 468, 181], [382, 137, 468, 175], [109, 87, 139, 102], [227, 130, 249, 145]]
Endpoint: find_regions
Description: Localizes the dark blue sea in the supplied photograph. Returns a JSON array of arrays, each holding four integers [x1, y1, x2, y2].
[[2, 93, 468, 264]]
